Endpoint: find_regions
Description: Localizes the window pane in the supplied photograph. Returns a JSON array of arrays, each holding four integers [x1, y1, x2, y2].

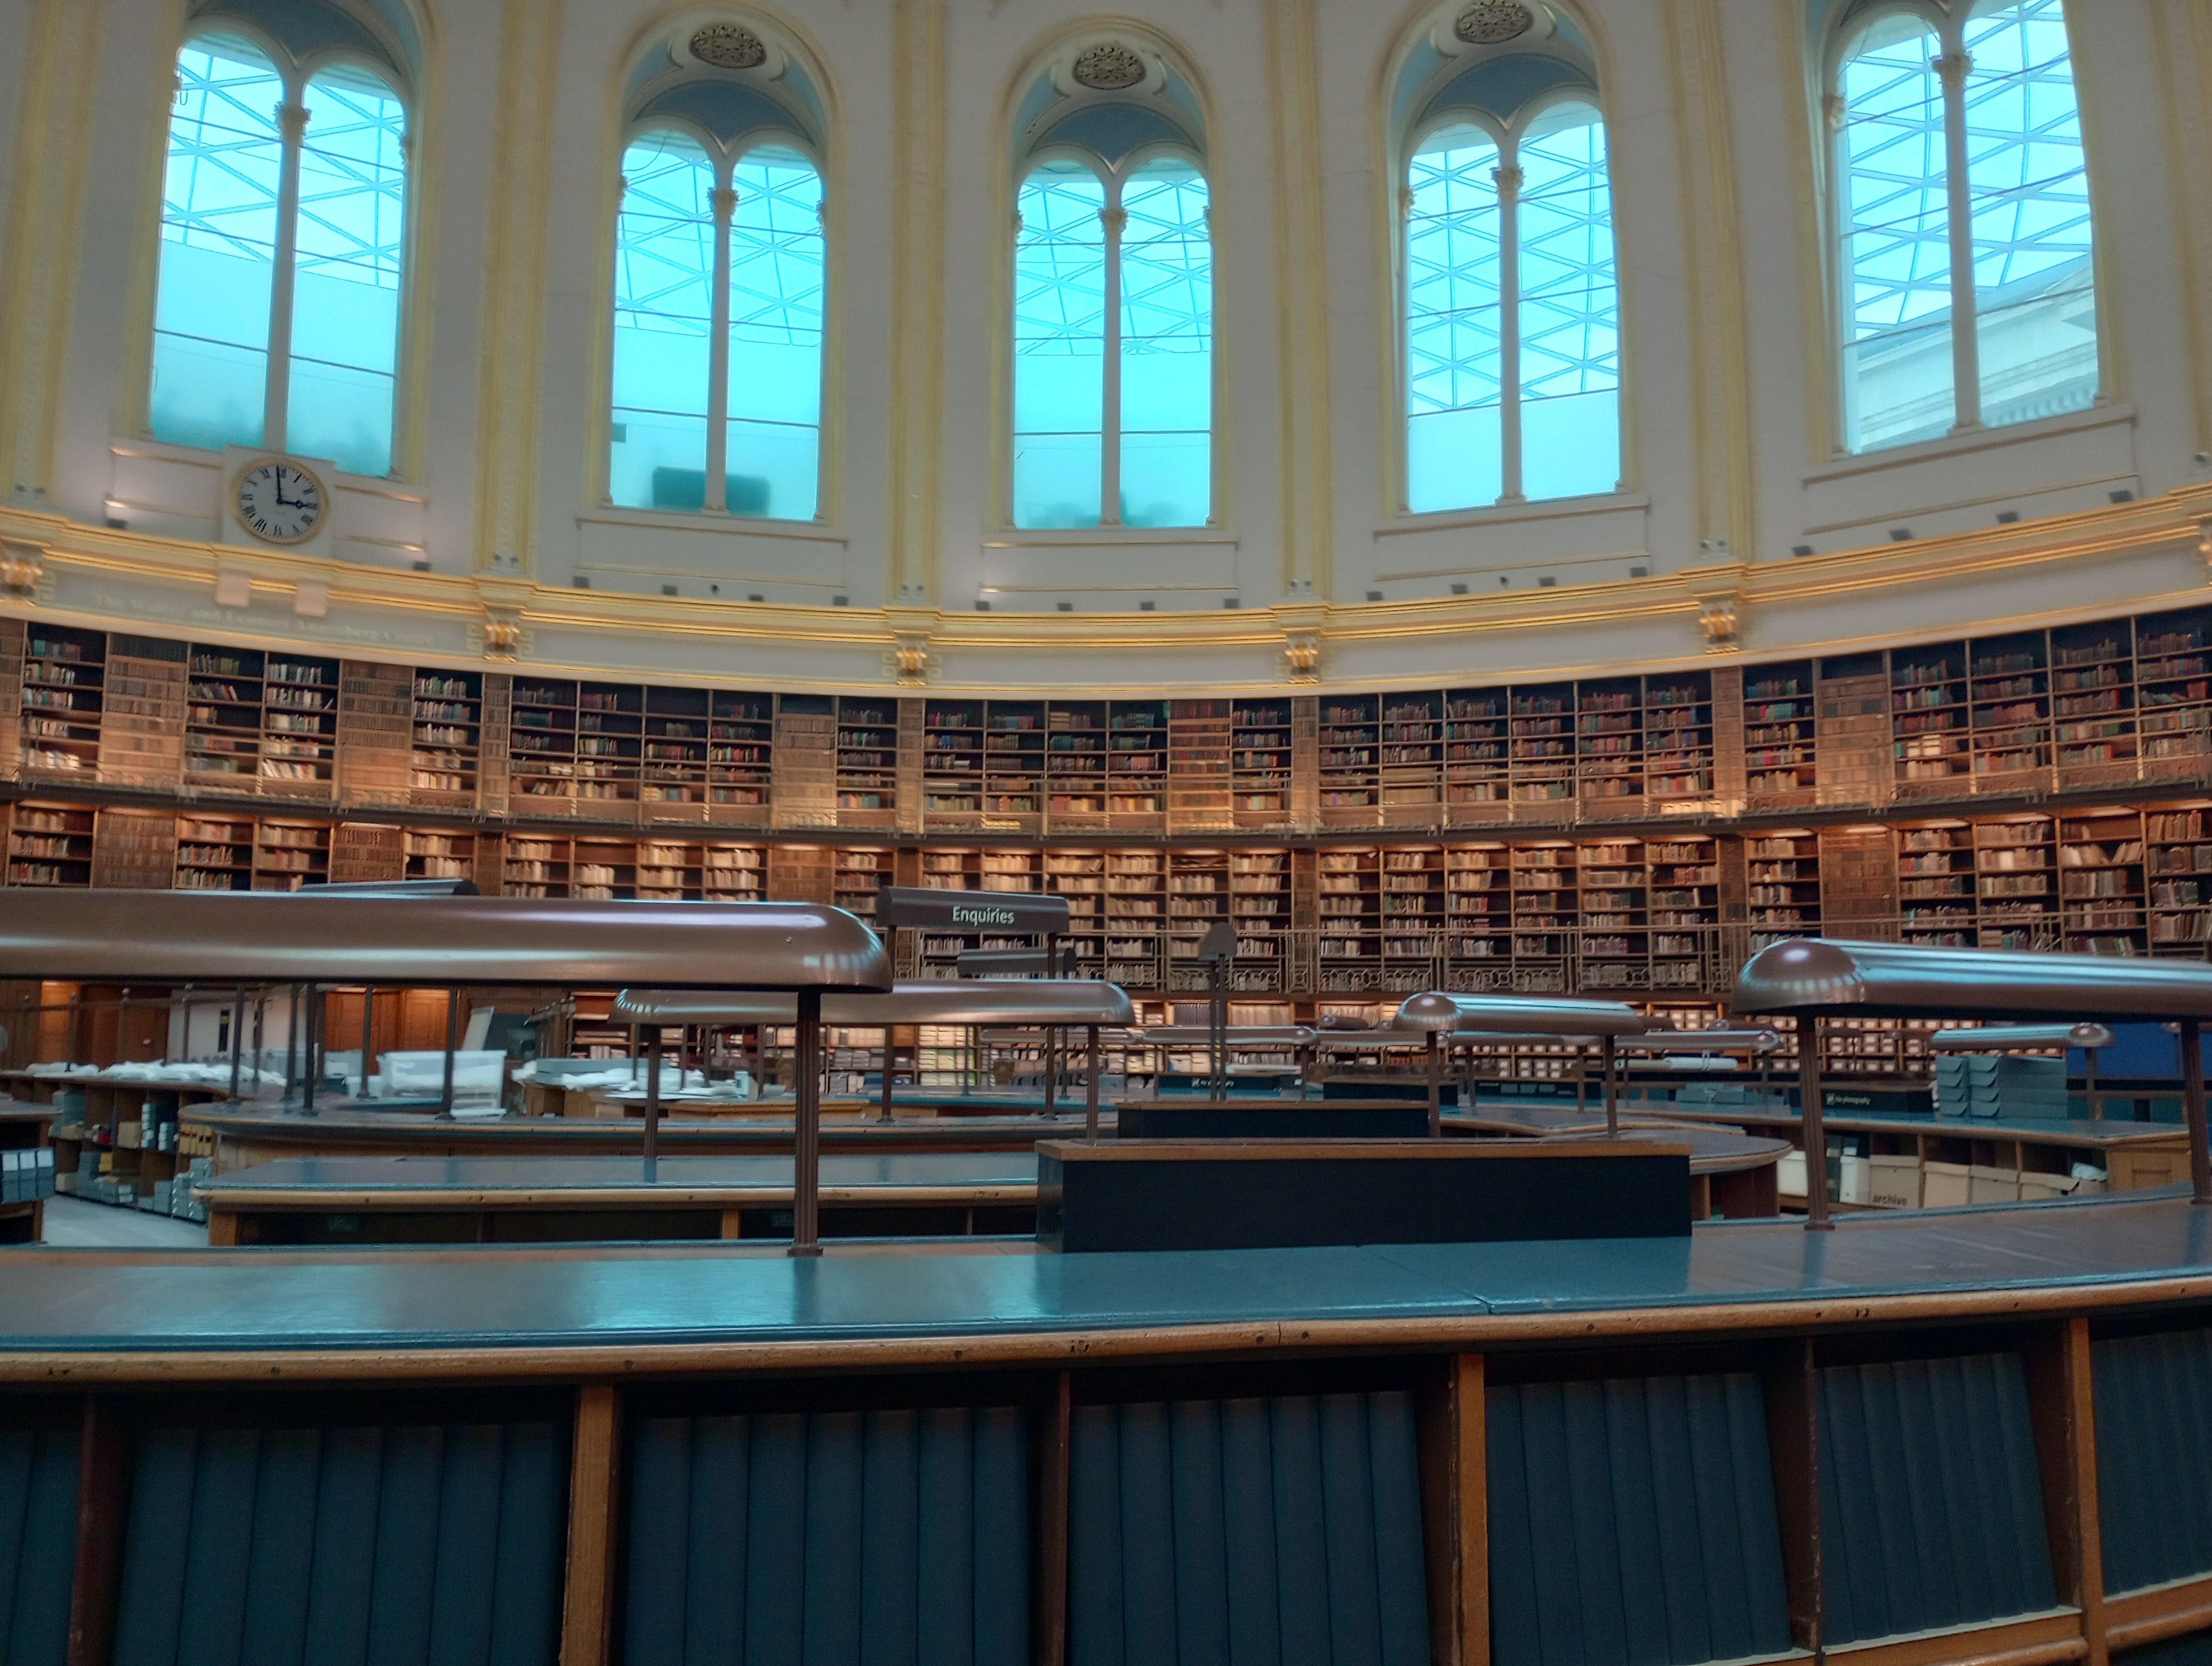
[[287, 66, 405, 476], [1837, 14, 1953, 452], [727, 146, 822, 521], [1406, 125, 1503, 512], [1962, 0, 2097, 428], [1517, 100, 1619, 501], [1013, 163, 1105, 529], [612, 131, 714, 511], [152, 37, 282, 453], [1117, 159, 1211, 528]]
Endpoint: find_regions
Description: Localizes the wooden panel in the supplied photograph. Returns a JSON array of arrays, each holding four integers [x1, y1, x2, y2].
[[2022, 1317, 2103, 1658], [95, 644, 187, 789], [1766, 1338, 1822, 1656], [0, 615, 23, 781], [772, 702, 837, 829], [329, 821, 406, 883], [768, 842, 835, 905], [1418, 1353, 1484, 1666], [89, 809, 177, 890], [1816, 667, 1891, 810], [1035, 1370, 1072, 1666], [561, 1383, 621, 1666], [68, 1398, 129, 1666], [1291, 695, 1320, 832], [478, 673, 512, 816], [1822, 826, 1898, 936], [337, 659, 414, 806], [1709, 662, 1748, 803], [895, 696, 924, 836]]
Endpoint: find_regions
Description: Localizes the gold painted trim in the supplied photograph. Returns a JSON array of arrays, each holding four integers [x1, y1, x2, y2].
[[1265, 0, 1334, 595]]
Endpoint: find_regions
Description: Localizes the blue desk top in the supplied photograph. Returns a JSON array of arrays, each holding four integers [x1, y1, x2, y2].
[[203, 1153, 1041, 1195], [5, 1189, 2212, 1357]]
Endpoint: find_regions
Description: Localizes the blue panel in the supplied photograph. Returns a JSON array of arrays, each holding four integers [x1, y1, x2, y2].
[[1487, 1373, 1789, 1666], [113, 1419, 565, 1666], [2097, 1327, 2212, 1593], [0, 1428, 80, 1666], [802, 1414, 864, 1666], [2119, 1632, 2212, 1664], [1069, 1393, 1426, 1666], [625, 1407, 1029, 1666], [1816, 1354, 2054, 1646]]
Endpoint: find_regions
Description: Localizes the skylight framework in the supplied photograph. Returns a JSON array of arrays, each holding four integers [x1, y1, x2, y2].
[[1830, 0, 2098, 453]]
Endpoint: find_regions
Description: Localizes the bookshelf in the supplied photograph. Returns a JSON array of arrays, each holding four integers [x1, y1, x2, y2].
[[1509, 842, 1578, 990], [1165, 849, 1229, 988], [1444, 843, 1512, 986], [1577, 680, 1643, 808], [411, 669, 482, 803], [1897, 822, 1975, 946], [1104, 850, 1165, 988], [100, 635, 189, 788], [503, 834, 571, 897], [252, 818, 330, 890], [2137, 610, 2212, 775], [6, 801, 95, 887], [176, 813, 255, 890], [1229, 850, 1289, 988], [1444, 687, 1510, 821], [1578, 840, 1647, 989], [1316, 848, 1381, 991], [1045, 702, 1109, 828], [835, 700, 898, 825], [2053, 616, 2140, 787], [2057, 809, 2146, 957], [1106, 701, 1169, 828], [709, 691, 774, 819], [19, 625, 104, 780], [832, 847, 889, 923], [640, 687, 711, 810], [1967, 629, 2049, 784], [1044, 850, 1107, 970], [2148, 805, 2212, 955], [1647, 835, 1721, 988], [1379, 693, 1444, 826], [1891, 642, 1971, 797], [985, 701, 1047, 830], [922, 701, 984, 825], [1317, 696, 1379, 825], [1167, 700, 1233, 832], [1744, 662, 1817, 805], [404, 829, 474, 882], [1510, 683, 1576, 806], [507, 680, 582, 810], [89, 807, 180, 889], [1973, 815, 2056, 951], [1380, 846, 1446, 991], [1644, 672, 1715, 800], [574, 683, 644, 808], [701, 841, 767, 900], [1231, 699, 1294, 828], [1746, 831, 1821, 949]]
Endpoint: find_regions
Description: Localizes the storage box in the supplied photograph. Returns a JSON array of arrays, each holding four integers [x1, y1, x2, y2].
[[1922, 1161, 1972, 1207], [1837, 1154, 1872, 1205], [1870, 1154, 1921, 1209], [1777, 1150, 1808, 1199], [1969, 1164, 2021, 1204]]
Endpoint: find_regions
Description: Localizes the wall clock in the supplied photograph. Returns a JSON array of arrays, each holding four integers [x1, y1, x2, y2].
[[231, 457, 327, 546]]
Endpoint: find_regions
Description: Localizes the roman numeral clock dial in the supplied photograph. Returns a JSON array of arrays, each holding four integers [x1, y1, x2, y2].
[[232, 459, 326, 545]]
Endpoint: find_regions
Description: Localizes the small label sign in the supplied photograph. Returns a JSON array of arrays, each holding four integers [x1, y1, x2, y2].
[[874, 884, 1071, 933]]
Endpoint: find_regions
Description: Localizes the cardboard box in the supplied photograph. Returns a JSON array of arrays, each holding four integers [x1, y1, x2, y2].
[[2018, 1171, 2078, 1202], [1870, 1154, 1921, 1209], [1922, 1161, 1972, 1208], [1970, 1164, 2021, 1204]]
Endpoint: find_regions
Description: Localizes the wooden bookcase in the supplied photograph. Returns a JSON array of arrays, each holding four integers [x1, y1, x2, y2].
[[20, 624, 104, 782], [6, 800, 94, 887]]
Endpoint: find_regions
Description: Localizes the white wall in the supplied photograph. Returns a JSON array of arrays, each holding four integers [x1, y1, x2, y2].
[[3, 0, 2208, 697]]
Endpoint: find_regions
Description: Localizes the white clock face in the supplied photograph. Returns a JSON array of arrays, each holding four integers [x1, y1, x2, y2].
[[234, 461, 325, 544]]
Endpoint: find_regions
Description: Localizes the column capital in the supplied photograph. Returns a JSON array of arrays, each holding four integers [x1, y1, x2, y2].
[[1491, 164, 1523, 201], [276, 101, 310, 142], [1933, 52, 1972, 93], [711, 186, 739, 221]]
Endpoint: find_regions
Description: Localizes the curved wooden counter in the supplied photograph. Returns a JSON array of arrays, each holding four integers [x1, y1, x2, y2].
[[8, 1190, 2212, 1665]]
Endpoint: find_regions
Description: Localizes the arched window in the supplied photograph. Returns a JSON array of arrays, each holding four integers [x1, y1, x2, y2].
[[1010, 41, 1213, 530], [152, 15, 409, 478], [1830, 0, 2097, 453], [1400, 21, 1619, 515], [609, 23, 826, 522]]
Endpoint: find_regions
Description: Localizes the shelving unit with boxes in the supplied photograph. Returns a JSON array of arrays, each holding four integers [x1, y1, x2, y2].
[[410, 670, 482, 801], [1231, 700, 1294, 827], [18, 625, 105, 780]]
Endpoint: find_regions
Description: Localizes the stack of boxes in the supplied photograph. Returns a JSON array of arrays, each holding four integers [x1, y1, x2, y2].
[[1, 1147, 55, 1204], [1934, 1054, 2068, 1118]]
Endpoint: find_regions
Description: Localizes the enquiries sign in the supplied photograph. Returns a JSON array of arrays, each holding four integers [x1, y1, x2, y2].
[[873, 885, 1071, 934]]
